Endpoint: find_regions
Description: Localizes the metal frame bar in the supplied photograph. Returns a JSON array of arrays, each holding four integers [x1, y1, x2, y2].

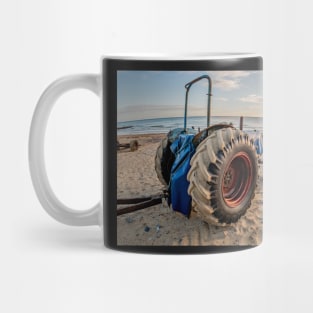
[[184, 75, 212, 131], [117, 195, 164, 216]]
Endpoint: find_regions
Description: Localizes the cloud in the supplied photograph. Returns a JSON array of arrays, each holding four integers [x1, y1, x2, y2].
[[239, 94, 263, 104], [214, 79, 240, 90], [214, 71, 251, 79], [183, 71, 252, 90], [207, 71, 252, 91], [214, 97, 228, 102]]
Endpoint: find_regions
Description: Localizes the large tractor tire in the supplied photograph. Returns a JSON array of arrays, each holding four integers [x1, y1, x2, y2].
[[187, 128, 258, 225], [155, 136, 173, 186]]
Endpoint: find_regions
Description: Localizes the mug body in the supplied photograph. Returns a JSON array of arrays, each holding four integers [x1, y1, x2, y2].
[[102, 54, 263, 253]]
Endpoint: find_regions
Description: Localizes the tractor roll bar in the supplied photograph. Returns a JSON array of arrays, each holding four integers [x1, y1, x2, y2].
[[184, 74, 212, 131]]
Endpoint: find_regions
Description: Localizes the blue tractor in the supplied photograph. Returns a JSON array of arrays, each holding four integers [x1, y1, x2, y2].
[[155, 75, 260, 225]]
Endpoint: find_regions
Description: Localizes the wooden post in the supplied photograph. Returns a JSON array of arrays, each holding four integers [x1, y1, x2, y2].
[[240, 116, 244, 130]]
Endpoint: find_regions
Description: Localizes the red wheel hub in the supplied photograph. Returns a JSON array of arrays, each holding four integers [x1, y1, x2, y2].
[[222, 152, 253, 208]]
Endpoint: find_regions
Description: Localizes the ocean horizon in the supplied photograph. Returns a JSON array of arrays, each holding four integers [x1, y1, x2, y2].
[[117, 116, 263, 136]]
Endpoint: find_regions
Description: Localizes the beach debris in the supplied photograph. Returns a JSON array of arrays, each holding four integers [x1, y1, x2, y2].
[[117, 139, 139, 152], [126, 216, 133, 223], [144, 226, 150, 232], [156, 224, 161, 232], [130, 140, 139, 151]]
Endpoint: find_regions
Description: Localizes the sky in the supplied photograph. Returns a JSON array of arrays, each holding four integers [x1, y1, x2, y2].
[[117, 70, 262, 122]]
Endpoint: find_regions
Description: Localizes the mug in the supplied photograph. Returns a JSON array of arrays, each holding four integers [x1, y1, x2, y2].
[[29, 54, 263, 253]]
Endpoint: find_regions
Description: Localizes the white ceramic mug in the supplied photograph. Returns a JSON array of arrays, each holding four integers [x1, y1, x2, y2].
[[29, 54, 263, 253]]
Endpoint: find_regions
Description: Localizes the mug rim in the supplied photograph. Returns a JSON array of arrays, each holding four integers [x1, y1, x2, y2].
[[102, 52, 260, 61]]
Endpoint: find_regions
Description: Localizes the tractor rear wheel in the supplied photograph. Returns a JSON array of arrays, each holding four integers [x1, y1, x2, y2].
[[155, 128, 191, 186], [187, 128, 258, 225], [155, 136, 175, 186], [155, 137, 169, 186]]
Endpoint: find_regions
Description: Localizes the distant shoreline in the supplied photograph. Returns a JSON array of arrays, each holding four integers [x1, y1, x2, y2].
[[117, 115, 263, 136], [118, 115, 263, 124]]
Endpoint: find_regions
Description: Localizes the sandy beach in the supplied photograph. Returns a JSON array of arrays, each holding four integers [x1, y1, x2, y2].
[[117, 133, 263, 246]]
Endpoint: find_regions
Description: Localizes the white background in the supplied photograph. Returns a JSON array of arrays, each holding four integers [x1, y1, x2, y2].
[[1, 0, 313, 312]]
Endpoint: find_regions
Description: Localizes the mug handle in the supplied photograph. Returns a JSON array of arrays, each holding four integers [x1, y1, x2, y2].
[[29, 74, 101, 226]]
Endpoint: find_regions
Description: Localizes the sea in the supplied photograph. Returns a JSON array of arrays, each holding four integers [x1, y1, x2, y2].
[[117, 116, 263, 137]]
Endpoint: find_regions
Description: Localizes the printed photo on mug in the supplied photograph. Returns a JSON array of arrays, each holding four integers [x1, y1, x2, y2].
[[116, 69, 263, 246], [30, 54, 263, 253]]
